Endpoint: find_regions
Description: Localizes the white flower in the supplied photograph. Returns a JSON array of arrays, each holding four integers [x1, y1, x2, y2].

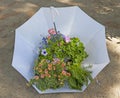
[[41, 49, 47, 56]]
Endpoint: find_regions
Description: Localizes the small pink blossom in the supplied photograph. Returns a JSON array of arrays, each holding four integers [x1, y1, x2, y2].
[[61, 63, 65, 67], [41, 74, 45, 78], [45, 69, 48, 74], [53, 58, 60, 64], [53, 58, 60, 63], [66, 72, 71, 76], [62, 70, 67, 75], [34, 76, 39, 80], [48, 28, 56, 35]]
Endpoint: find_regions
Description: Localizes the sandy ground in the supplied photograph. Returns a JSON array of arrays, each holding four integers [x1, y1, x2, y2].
[[0, 0, 120, 98]]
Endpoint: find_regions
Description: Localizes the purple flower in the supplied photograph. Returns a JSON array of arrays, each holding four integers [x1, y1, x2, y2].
[[41, 49, 47, 56], [64, 36, 70, 43], [39, 43, 43, 49], [42, 37, 47, 45]]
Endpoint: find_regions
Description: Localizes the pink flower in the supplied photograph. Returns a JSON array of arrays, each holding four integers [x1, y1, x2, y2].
[[62, 70, 67, 75], [48, 64, 52, 70], [52, 58, 60, 65], [34, 76, 39, 80], [61, 63, 65, 67], [45, 69, 48, 74], [66, 72, 71, 76], [41, 74, 45, 78], [48, 28, 56, 35], [64, 36, 70, 43]]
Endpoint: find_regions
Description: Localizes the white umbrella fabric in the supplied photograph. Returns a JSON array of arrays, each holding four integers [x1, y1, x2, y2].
[[12, 6, 110, 94]]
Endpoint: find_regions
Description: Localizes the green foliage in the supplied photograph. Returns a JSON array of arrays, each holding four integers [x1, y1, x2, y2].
[[29, 32, 92, 91], [67, 64, 92, 90]]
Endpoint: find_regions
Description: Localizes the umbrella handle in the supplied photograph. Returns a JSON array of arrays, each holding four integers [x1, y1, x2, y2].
[[53, 22, 57, 34]]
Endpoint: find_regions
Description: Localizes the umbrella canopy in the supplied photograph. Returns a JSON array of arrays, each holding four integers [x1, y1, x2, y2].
[[12, 6, 110, 93]]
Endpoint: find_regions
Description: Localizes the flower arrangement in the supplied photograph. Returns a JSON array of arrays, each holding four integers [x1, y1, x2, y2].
[[29, 28, 92, 91]]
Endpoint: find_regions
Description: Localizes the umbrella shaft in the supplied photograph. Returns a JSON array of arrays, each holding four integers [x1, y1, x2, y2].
[[53, 22, 57, 33]]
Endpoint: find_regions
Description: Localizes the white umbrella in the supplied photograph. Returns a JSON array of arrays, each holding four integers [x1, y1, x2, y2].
[[12, 6, 110, 94]]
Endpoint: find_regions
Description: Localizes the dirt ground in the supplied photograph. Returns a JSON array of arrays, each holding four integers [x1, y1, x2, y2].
[[0, 0, 120, 98]]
